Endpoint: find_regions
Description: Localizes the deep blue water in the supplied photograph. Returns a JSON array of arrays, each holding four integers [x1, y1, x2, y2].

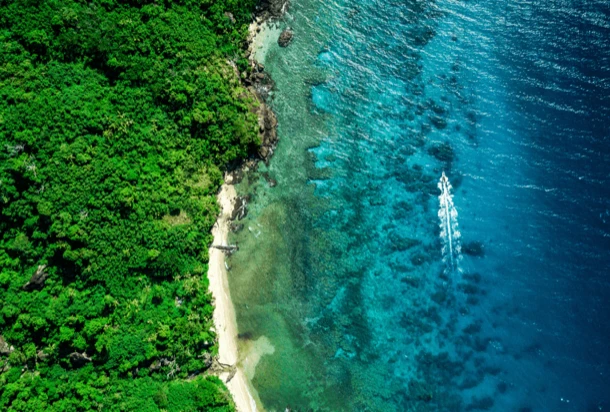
[[417, 0, 610, 409], [232, 0, 610, 410]]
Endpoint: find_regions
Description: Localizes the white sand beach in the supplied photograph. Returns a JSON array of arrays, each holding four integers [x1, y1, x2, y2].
[[207, 184, 258, 412], [207, 21, 281, 412]]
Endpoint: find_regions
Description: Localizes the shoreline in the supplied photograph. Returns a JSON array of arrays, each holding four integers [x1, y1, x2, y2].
[[207, 184, 259, 412], [207, 15, 280, 412]]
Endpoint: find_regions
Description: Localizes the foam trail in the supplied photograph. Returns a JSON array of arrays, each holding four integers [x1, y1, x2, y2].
[[438, 172, 462, 275]]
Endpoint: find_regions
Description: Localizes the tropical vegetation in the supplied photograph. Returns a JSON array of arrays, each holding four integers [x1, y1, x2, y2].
[[0, 0, 259, 410]]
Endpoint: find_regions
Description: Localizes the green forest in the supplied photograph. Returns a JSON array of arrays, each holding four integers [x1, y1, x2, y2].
[[0, 0, 259, 410]]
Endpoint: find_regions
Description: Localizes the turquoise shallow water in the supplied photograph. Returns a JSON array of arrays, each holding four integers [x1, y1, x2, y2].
[[229, 0, 610, 410]]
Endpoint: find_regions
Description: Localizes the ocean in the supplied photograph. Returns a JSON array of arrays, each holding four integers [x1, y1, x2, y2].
[[228, 0, 610, 410]]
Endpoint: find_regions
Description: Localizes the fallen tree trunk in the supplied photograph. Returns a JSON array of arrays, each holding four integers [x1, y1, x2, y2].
[[211, 244, 239, 252]]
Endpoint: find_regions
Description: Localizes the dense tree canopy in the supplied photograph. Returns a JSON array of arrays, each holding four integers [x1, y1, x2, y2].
[[0, 0, 258, 410]]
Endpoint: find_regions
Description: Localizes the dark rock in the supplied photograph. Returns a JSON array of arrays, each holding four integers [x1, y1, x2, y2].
[[23, 264, 48, 290], [257, 0, 289, 18], [463, 241, 485, 257], [278, 29, 293, 47], [231, 196, 248, 221], [237, 331, 254, 340], [256, 103, 278, 162], [69, 351, 92, 366], [259, 146, 270, 159], [428, 142, 454, 162], [230, 223, 244, 233], [249, 71, 274, 100]]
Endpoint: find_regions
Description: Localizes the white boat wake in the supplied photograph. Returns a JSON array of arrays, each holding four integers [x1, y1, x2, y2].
[[438, 172, 462, 275]]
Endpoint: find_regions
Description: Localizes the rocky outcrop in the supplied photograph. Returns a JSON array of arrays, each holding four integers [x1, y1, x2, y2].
[[69, 351, 92, 366], [255, 0, 290, 19], [257, 102, 279, 162], [0, 335, 14, 355], [238, 50, 278, 164], [231, 196, 249, 221], [23, 264, 48, 290], [278, 28, 293, 47], [239, 0, 284, 165], [244, 61, 274, 99]]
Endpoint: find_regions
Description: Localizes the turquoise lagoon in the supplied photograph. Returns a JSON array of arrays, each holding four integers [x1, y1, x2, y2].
[[228, 0, 610, 410]]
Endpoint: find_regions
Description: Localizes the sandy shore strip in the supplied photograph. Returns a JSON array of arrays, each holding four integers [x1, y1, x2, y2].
[[208, 184, 258, 412], [207, 19, 281, 412]]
